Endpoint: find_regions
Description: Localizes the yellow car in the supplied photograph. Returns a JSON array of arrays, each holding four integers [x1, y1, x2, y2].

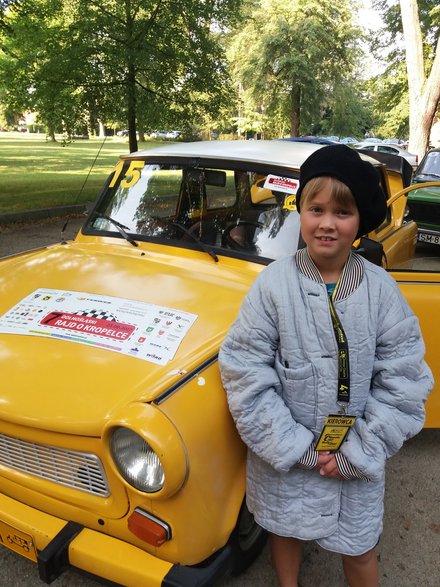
[[0, 140, 438, 586]]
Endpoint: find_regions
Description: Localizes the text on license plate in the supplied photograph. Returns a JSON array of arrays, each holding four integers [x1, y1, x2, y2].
[[418, 233, 440, 244], [0, 519, 37, 562]]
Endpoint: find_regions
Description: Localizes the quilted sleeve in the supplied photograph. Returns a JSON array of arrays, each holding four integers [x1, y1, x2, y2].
[[218, 271, 314, 473], [340, 282, 433, 482]]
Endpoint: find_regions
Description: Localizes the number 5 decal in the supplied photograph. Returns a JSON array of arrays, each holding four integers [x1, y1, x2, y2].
[[109, 160, 145, 189]]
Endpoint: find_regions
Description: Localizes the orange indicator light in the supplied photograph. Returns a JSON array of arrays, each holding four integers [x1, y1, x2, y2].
[[127, 508, 171, 547]]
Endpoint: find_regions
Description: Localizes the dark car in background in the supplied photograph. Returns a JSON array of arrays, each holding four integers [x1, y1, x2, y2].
[[407, 148, 440, 245]]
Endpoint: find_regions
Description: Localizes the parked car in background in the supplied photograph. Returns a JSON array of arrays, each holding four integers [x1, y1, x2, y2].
[[149, 130, 168, 139], [0, 140, 438, 587], [383, 138, 405, 145], [340, 136, 359, 144], [354, 141, 419, 168], [362, 137, 382, 143], [282, 136, 337, 145], [407, 148, 440, 245], [165, 130, 181, 139], [413, 148, 440, 183]]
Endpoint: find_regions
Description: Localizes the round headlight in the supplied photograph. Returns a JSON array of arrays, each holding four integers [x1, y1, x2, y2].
[[110, 427, 165, 493]]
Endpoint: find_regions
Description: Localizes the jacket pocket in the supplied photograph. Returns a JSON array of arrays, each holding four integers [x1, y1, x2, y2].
[[274, 357, 317, 429]]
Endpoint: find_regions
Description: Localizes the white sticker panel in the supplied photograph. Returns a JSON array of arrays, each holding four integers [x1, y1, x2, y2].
[[263, 175, 299, 194], [0, 288, 197, 365]]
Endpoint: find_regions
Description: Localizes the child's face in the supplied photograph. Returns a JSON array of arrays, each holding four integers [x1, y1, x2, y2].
[[300, 178, 360, 272]]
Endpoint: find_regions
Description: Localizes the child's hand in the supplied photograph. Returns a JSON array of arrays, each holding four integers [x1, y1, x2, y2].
[[315, 452, 344, 480]]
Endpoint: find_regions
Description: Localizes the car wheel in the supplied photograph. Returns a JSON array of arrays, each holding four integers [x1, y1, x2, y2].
[[228, 500, 267, 575]]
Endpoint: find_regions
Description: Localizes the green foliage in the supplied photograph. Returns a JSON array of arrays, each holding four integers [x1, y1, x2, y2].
[[227, 0, 365, 137], [367, 61, 409, 138], [0, 0, 242, 142], [369, 0, 439, 138]]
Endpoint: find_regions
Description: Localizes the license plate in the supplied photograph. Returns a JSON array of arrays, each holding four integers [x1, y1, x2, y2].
[[418, 233, 440, 245], [0, 519, 37, 562]]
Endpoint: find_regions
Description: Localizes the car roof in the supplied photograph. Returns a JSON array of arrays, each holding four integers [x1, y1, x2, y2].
[[125, 139, 379, 170]]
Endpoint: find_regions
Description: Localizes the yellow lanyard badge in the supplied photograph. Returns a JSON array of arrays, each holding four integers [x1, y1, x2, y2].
[[315, 414, 356, 451], [316, 281, 356, 451]]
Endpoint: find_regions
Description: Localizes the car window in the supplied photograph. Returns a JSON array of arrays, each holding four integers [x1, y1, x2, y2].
[[85, 161, 301, 261], [418, 151, 440, 177], [378, 146, 398, 155]]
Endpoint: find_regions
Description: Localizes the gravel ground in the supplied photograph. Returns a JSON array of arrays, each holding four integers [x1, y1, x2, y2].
[[0, 216, 439, 587]]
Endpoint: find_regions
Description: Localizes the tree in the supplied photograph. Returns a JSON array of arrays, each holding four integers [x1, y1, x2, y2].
[[371, 0, 439, 153], [0, 0, 106, 140], [0, 0, 241, 150], [227, 0, 363, 137], [399, 0, 440, 157]]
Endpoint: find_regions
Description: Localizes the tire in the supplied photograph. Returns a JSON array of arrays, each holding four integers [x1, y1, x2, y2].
[[228, 499, 267, 575]]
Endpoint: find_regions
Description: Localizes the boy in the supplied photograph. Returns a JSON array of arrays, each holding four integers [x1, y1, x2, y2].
[[219, 145, 433, 587]]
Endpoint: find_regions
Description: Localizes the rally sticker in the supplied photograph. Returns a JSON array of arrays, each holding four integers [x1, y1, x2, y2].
[[40, 311, 136, 340], [263, 175, 299, 195], [0, 288, 197, 365]]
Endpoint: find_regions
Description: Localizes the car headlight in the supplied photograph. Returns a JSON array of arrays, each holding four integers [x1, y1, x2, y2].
[[110, 427, 165, 493]]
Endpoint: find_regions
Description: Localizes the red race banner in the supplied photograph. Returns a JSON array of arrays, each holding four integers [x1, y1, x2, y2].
[[40, 312, 135, 340]]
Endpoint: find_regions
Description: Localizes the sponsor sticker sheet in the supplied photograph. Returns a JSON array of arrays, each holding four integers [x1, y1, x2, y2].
[[0, 288, 198, 365]]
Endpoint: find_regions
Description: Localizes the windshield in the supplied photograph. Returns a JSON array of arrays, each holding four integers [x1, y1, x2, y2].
[[85, 160, 301, 261]]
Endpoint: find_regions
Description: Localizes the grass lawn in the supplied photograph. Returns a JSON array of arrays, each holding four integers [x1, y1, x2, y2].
[[0, 133, 164, 214]]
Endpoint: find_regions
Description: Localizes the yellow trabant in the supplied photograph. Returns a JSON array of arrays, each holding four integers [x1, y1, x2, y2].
[[0, 140, 438, 586]]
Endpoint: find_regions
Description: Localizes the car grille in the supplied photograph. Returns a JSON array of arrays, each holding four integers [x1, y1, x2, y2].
[[409, 201, 440, 225], [0, 433, 110, 497]]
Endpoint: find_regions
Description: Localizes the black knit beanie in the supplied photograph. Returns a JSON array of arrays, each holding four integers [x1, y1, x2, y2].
[[296, 144, 388, 237]]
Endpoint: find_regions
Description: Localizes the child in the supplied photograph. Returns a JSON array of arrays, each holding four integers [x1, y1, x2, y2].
[[218, 145, 433, 587]]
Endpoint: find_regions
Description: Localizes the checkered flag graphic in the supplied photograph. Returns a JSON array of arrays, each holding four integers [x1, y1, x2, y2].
[[72, 309, 118, 321]]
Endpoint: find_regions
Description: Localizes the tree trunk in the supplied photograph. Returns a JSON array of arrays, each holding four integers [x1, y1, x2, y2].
[[125, 0, 138, 153], [47, 125, 56, 141], [400, 0, 440, 159], [97, 119, 105, 138], [290, 86, 301, 137]]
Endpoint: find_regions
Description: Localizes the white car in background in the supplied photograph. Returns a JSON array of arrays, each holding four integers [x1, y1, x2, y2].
[[354, 141, 418, 168]]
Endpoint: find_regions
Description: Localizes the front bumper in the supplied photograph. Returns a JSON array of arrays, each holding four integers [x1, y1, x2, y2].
[[0, 492, 232, 587]]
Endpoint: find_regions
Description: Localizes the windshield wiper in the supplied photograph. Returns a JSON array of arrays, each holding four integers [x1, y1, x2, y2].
[[166, 221, 219, 263], [93, 213, 139, 248]]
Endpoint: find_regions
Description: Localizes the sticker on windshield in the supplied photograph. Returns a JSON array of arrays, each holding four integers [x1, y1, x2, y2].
[[0, 288, 197, 365], [263, 175, 299, 195]]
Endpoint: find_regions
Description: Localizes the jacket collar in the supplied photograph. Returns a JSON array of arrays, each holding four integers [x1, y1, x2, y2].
[[295, 247, 364, 301]]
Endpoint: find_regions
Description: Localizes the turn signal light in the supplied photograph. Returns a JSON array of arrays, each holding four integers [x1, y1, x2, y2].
[[128, 508, 171, 547]]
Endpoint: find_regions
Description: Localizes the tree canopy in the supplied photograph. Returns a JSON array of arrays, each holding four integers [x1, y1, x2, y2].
[[0, 0, 241, 149], [370, 0, 439, 154], [226, 0, 368, 138], [1, 0, 439, 151]]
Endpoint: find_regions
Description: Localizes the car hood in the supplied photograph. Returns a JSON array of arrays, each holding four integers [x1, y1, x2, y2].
[[0, 240, 260, 435]]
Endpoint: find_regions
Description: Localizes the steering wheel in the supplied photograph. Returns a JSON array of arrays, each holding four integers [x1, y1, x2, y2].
[[222, 220, 263, 251]]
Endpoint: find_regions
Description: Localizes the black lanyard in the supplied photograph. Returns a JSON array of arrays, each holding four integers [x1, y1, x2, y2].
[[328, 293, 350, 414]]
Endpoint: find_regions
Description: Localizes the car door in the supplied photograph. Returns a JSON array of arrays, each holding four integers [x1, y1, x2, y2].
[[391, 268, 440, 427], [368, 179, 418, 269], [388, 182, 440, 428]]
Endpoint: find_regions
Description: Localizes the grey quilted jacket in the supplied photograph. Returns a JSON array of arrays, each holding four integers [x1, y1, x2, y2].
[[219, 249, 433, 555]]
